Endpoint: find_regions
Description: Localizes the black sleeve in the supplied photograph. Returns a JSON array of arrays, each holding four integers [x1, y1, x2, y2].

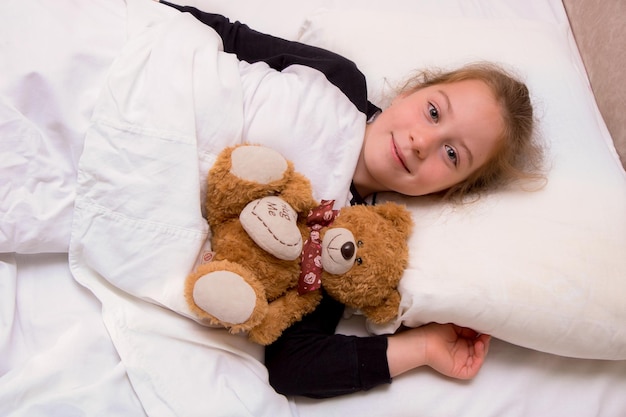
[[159, 1, 380, 119], [265, 292, 391, 398]]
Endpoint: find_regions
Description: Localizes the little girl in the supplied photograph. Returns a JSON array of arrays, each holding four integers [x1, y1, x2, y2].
[[159, 1, 543, 398]]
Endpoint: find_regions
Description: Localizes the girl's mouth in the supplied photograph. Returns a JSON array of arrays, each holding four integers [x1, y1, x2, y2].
[[391, 134, 411, 173]]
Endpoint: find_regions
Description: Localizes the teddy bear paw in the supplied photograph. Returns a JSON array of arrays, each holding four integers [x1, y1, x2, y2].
[[192, 271, 257, 325], [230, 145, 288, 184]]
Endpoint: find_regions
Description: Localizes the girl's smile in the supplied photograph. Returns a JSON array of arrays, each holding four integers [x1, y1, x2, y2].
[[390, 134, 410, 173]]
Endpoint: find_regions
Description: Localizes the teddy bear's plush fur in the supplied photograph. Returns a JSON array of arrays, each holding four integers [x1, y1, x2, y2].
[[185, 145, 413, 345]]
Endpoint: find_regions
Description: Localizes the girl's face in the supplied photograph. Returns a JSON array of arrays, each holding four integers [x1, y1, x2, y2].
[[357, 79, 504, 197]]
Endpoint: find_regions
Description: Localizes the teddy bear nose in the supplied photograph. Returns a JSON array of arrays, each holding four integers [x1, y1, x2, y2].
[[341, 242, 355, 260]]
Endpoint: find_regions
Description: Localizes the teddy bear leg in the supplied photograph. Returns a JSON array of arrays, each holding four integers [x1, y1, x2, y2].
[[192, 271, 257, 324], [185, 261, 268, 333], [230, 145, 288, 184], [247, 289, 322, 345]]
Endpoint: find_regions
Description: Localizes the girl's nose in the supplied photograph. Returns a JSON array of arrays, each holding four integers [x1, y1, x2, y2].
[[410, 131, 433, 159]]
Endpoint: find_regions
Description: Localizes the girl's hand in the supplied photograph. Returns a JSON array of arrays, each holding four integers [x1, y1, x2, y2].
[[386, 323, 491, 379], [422, 323, 491, 379]]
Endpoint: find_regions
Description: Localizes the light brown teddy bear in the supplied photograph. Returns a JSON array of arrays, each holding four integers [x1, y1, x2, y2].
[[185, 145, 413, 345]]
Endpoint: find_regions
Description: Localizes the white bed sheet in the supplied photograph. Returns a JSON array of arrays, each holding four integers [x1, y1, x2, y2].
[[0, 253, 145, 416], [2, 0, 626, 416]]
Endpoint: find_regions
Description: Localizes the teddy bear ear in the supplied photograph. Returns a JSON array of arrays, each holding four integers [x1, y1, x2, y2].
[[373, 202, 414, 239]]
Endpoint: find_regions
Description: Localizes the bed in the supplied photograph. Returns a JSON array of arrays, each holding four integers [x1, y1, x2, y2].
[[1, 0, 625, 416]]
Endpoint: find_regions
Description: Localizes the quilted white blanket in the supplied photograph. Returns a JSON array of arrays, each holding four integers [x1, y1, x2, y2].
[[68, 3, 363, 416]]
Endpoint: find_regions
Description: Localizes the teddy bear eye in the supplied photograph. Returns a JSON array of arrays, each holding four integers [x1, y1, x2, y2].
[[357, 240, 363, 247], [355, 257, 363, 265]]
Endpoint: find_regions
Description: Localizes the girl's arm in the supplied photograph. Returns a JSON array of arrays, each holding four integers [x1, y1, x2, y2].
[[159, 1, 380, 118], [265, 293, 391, 398], [266, 293, 491, 398]]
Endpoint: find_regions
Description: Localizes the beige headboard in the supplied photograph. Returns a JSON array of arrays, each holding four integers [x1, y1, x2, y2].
[[563, 0, 626, 169]]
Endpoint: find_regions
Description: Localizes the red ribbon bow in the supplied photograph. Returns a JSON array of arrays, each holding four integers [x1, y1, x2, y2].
[[298, 200, 338, 295]]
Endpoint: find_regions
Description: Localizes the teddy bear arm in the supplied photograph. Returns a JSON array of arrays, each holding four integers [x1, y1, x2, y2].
[[274, 171, 318, 214], [361, 290, 401, 325], [248, 289, 322, 345], [205, 145, 297, 224]]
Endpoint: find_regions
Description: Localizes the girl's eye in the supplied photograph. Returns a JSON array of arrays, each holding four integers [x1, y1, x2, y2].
[[445, 145, 458, 166], [428, 103, 439, 122]]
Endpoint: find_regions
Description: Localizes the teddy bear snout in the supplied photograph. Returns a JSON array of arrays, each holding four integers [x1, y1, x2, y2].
[[321, 228, 356, 275]]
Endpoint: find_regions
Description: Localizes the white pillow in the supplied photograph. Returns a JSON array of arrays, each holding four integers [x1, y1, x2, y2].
[[299, 10, 626, 359]]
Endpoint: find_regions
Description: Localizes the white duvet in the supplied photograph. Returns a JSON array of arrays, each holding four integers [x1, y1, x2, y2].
[[66, 2, 363, 416]]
